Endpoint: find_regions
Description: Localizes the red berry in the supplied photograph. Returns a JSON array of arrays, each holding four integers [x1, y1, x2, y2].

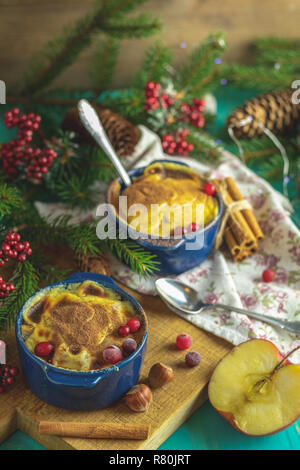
[[34, 342, 55, 359], [102, 345, 122, 364], [5, 377, 14, 386], [18, 253, 27, 262], [176, 333, 192, 350], [118, 325, 130, 337], [9, 366, 18, 376], [127, 318, 141, 333], [185, 351, 201, 367], [204, 182, 216, 196], [262, 269, 275, 282], [122, 338, 137, 355]]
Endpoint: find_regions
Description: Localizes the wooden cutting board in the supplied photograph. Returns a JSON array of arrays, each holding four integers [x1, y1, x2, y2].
[[0, 284, 231, 450]]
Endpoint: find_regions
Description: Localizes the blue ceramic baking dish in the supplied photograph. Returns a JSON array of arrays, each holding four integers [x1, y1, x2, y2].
[[106, 160, 223, 275], [15, 272, 148, 411]]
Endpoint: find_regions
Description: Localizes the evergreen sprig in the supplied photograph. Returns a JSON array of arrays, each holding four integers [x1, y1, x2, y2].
[[133, 41, 173, 90], [176, 32, 226, 97], [20, 0, 161, 97], [0, 182, 23, 217], [0, 261, 39, 331], [104, 237, 161, 276], [90, 37, 120, 95], [101, 13, 161, 39]]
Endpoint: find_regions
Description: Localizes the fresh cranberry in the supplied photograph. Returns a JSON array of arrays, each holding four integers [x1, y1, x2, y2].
[[262, 269, 275, 282], [102, 345, 122, 364], [118, 325, 130, 337], [176, 333, 193, 350], [204, 183, 216, 196], [127, 318, 141, 333], [34, 342, 55, 359]]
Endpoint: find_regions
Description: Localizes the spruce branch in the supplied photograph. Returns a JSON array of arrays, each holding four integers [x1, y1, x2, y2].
[[176, 32, 226, 96], [90, 37, 120, 95], [0, 182, 23, 217], [0, 261, 39, 331], [20, 0, 160, 96], [133, 41, 173, 90], [104, 237, 160, 276], [101, 14, 161, 39]]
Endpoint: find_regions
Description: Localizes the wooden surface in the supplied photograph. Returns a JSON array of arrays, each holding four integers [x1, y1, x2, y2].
[[1, 0, 300, 90], [0, 284, 231, 450]]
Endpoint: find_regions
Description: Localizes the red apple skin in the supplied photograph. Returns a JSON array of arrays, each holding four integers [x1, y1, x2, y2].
[[208, 339, 296, 437]]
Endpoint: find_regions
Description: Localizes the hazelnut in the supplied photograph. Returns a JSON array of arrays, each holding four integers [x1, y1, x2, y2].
[[124, 384, 152, 412], [148, 362, 174, 388]]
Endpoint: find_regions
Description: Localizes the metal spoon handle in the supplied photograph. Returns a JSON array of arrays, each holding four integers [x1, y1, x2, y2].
[[210, 303, 300, 335], [78, 99, 131, 186]]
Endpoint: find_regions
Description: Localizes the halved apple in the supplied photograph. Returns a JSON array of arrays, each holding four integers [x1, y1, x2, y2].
[[208, 339, 300, 436]]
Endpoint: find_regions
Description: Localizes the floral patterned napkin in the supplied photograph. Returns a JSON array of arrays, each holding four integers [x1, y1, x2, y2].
[[35, 126, 300, 361]]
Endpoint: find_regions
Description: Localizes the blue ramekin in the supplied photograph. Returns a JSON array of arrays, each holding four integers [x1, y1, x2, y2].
[[15, 272, 148, 411], [106, 160, 223, 275]]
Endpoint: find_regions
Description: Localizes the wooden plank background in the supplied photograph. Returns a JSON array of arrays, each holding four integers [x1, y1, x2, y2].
[[0, 0, 300, 92]]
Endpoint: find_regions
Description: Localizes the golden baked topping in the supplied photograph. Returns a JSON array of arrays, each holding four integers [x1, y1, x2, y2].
[[22, 281, 145, 371], [117, 162, 219, 237]]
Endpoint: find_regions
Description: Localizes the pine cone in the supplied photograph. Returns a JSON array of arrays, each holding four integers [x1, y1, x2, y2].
[[62, 105, 140, 158], [227, 89, 300, 139], [75, 253, 110, 276]]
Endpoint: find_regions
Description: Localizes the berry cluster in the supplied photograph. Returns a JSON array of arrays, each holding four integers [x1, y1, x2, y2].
[[180, 98, 205, 128], [0, 229, 32, 266], [0, 364, 19, 392], [145, 81, 174, 111], [0, 276, 15, 299], [0, 108, 57, 182], [161, 129, 194, 156], [4, 108, 41, 143], [144, 82, 205, 128]]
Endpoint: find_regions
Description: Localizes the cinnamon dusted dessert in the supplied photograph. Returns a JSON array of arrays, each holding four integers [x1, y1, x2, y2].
[[21, 281, 145, 371], [111, 162, 219, 237]]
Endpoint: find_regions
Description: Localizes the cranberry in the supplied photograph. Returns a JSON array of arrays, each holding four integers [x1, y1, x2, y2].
[[122, 338, 137, 355], [118, 325, 130, 337], [127, 318, 141, 333], [102, 345, 122, 364], [262, 269, 275, 282], [34, 342, 55, 359], [176, 333, 193, 350], [185, 351, 201, 367], [204, 182, 216, 196]]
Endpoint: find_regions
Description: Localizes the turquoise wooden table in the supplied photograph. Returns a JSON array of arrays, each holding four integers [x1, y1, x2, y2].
[[1, 86, 300, 450]]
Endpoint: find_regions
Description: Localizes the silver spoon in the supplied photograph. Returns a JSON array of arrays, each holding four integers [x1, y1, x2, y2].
[[78, 99, 132, 187], [155, 278, 300, 335]]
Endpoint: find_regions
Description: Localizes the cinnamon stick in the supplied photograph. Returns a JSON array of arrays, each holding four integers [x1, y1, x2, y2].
[[225, 177, 264, 240], [212, 177, 263, 262], [39, 421, 150, 440]]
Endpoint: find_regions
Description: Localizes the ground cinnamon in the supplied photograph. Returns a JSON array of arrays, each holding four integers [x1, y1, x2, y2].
[[39, 421, 150, 440]]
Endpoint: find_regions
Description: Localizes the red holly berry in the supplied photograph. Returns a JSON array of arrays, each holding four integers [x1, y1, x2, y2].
[[0, 108, 56, 182], [262, 269, 275, 282], [204, 182, 216, 196]]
